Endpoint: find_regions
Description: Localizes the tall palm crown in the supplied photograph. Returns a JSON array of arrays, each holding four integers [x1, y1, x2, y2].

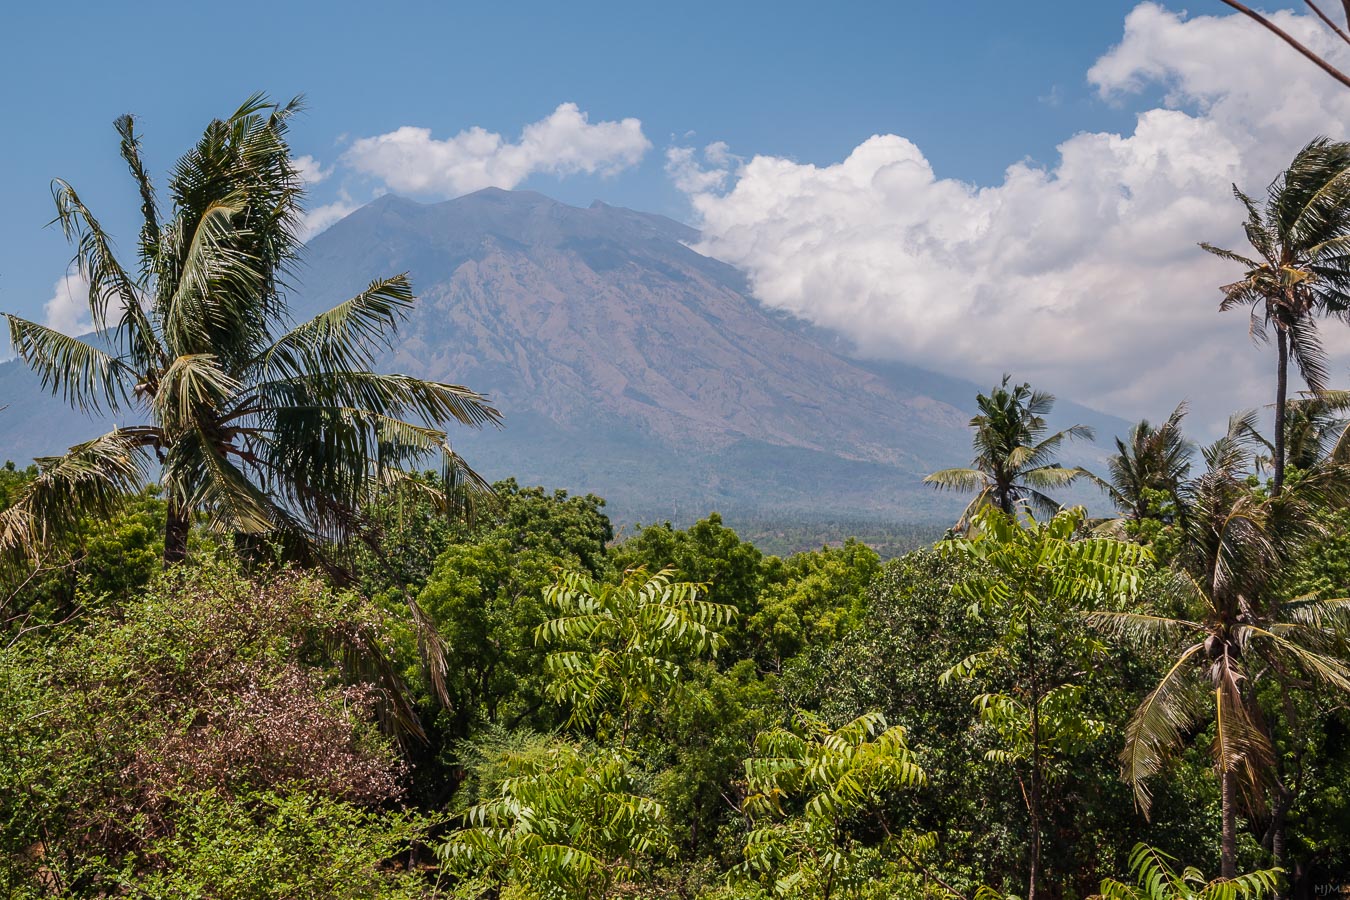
[[0, 96, 500, 565], [1202, 137, 1350, 496], [925, 375, 1095, 529], [1092, 421, 1350, 878], [1105, 404, 1194, 524], [1240, 390, 1350, 474]]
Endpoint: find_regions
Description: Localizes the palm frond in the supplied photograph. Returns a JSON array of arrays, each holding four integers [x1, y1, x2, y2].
[[49, 178, 160, 367], [0, 429, 151, 559], [923, 467, 987, 492], [1287, 314, 1331, 392], [5, 315, 135, 413], [114, 113, 161, 263], [258, 275, 417, 379], [1120, 642, 1206, 818]]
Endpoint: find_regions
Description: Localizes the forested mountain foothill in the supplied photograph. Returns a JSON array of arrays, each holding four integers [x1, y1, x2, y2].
[[5, 91, 1350, 900]]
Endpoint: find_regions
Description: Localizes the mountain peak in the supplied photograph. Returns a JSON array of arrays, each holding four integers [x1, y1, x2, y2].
[[451, 186, 557, 207], [1, 187, 1123, 522]]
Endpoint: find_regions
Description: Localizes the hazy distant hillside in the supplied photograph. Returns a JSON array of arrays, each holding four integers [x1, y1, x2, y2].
[[0, 188, 1128, 524]]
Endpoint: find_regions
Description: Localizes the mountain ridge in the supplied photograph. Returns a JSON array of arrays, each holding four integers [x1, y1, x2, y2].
[[0, 188, 1127, 523]]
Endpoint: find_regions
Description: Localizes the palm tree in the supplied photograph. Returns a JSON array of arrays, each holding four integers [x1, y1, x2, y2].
[[1091, 420, 1350, 879], [925, 375, 1096, 529], [1202, 137, 1350, 496], [0, 95, 500, 566], [1239, 390, 1350, 476], [1104, 404, 1194, 525]]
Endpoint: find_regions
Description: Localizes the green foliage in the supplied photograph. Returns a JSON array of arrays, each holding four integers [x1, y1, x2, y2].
[[1099, 844, 1281, 900], [611, 514, 765, 632], [941, 507, 1150, 781], [399, 480, 613, 757], [125, 790, 429, 900], [1, 484, 166, 629], [537, 566, 736, 740], [738, 711, 926, 899], [649, 659, 781, 861], [0, 556, 407, 893], [1121, 487, 1184, 565], [751, 539, 880, 669], [439, 739, 669, 900], [941, 505, 1151, 897], [0, 461, 34, 508], [971, 684, 1106, 768]]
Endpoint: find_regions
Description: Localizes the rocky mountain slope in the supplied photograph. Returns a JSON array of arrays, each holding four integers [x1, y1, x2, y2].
[[0, 189, 1126, 523]]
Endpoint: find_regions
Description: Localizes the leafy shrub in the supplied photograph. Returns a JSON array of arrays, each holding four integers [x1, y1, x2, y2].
[[0, 555, 408, 893]]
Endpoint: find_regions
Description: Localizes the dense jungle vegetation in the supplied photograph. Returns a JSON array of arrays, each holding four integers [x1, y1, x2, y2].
[[4, 93, 1350, 900]]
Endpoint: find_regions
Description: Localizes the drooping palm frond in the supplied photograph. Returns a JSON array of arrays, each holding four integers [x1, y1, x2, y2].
[[1117, 644, 1206, 817], [923, 467, 987, 492], [5, 315, 136, 413], [49, 179, 160, 369], [0, 429, 152, 558]]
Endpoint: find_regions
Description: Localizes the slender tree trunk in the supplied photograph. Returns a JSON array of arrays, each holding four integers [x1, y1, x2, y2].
[[1274, 327, 1290, 497], [1221, 767, 1238, 880], [163, 501, 189, 566], [1029, 732, 1043, 900], [1271, 787, 1291, 895], [1028, 617, 1043, 900]]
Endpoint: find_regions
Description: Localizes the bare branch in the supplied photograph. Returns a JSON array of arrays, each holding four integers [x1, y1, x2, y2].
[[1216, 0, 1350, 90], [1306, 0, 1350, 44]]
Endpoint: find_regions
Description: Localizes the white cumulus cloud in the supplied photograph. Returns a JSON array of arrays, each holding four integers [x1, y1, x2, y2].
[[671, 2, 1350, 433], [343, 102, 651, 198], [293, 154, 332, 185], [42, 270, 92, 337]]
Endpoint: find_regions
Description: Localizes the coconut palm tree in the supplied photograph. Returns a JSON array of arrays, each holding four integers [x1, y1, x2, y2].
[[925, 375, 1096, 530], [1239, 390, 1350, 476], [1104, 404, 1194, 525], [1091, 420, 1350, 879], [1202, 137, 1350, 496], [0, 95, 500, 567]]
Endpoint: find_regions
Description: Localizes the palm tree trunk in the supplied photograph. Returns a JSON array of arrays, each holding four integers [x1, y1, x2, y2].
[[1028, 631, 1043, 900], [1274, 326, 1290, 497], [163, 501, 189, 565], [1221, 766, 1238, 880], [1028, 736, 1043, 900]]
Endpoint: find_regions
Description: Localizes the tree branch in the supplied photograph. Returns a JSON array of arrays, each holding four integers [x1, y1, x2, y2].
[[1215, 0, 1350, 90], [1305, 0, 1350, 46]]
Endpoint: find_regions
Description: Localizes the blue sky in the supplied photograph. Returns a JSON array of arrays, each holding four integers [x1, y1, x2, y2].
[[3, 0, 1140, 319], [2, 1, 1346, 427]]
